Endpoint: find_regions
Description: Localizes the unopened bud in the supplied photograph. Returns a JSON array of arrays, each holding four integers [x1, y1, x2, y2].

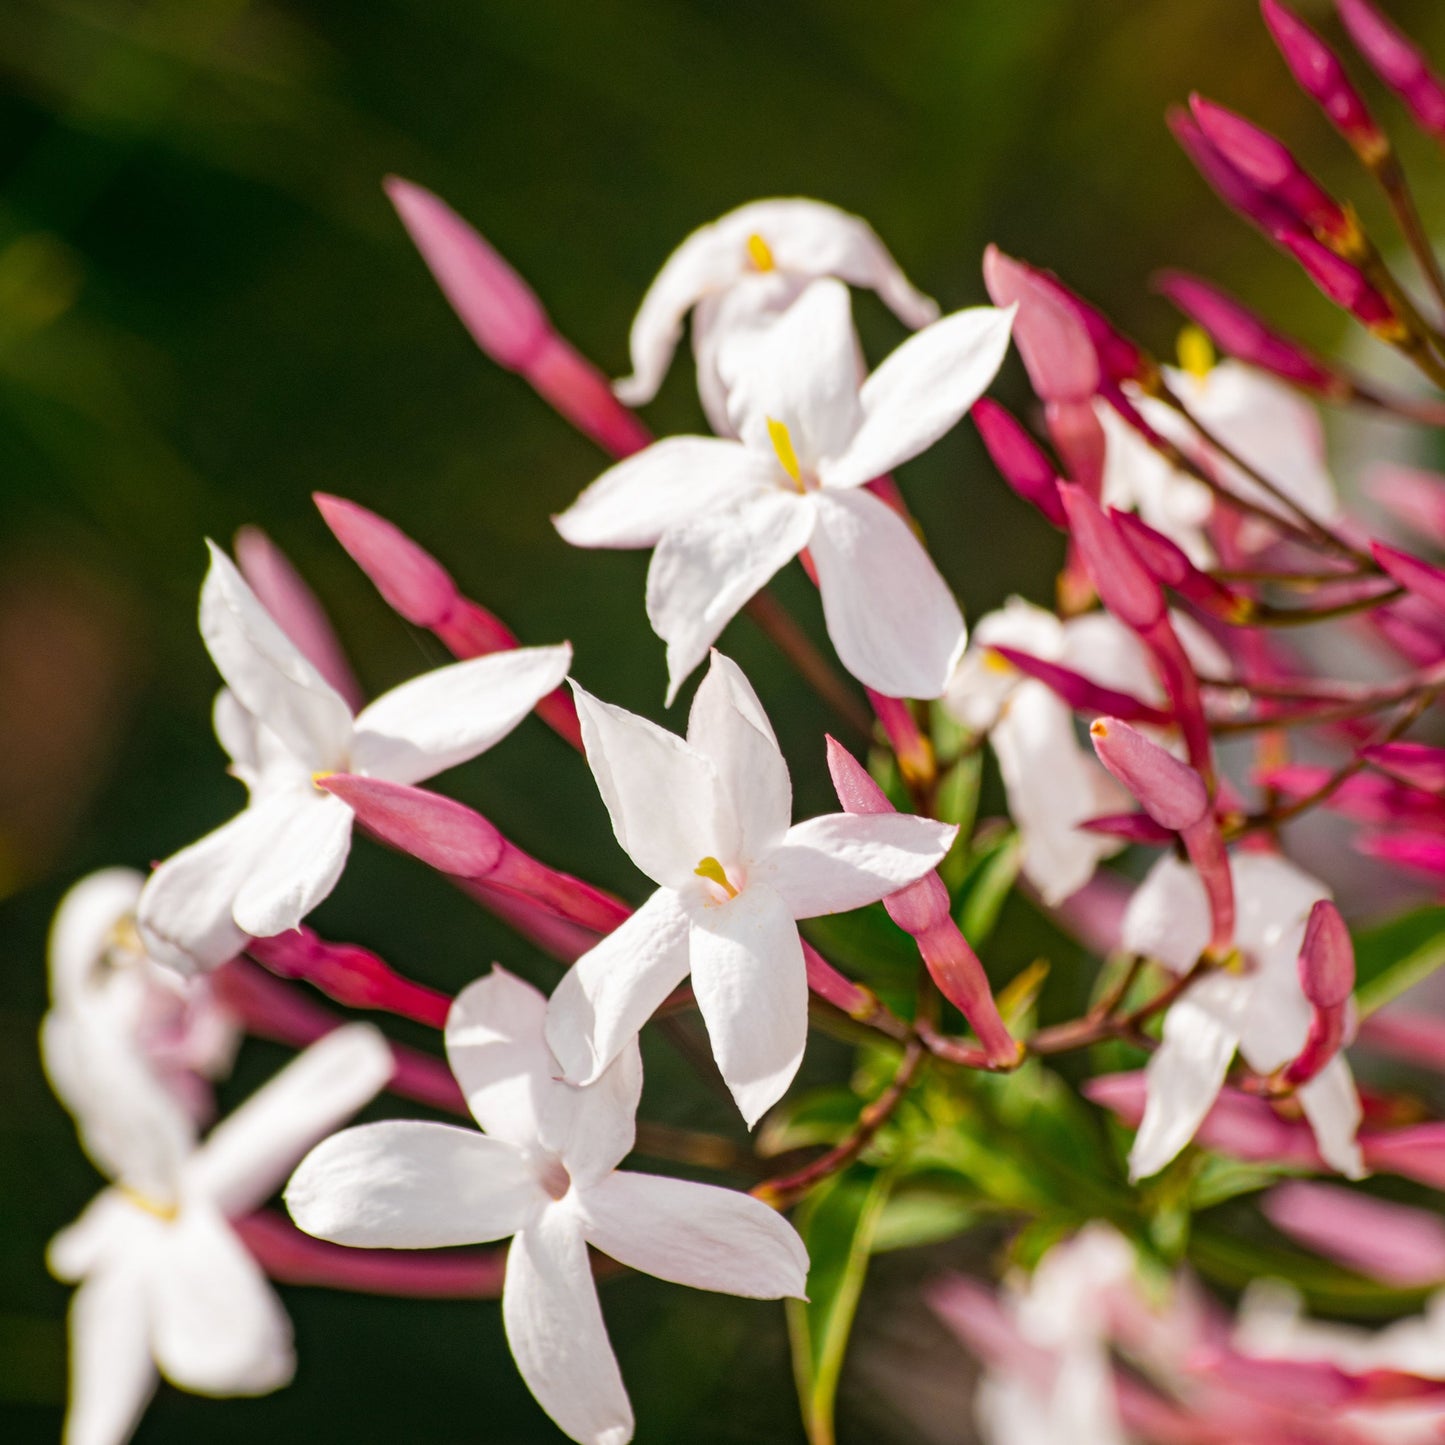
[[988, 646, 1170, 724], [1110, 509, 1255, 621], [971, 399, 1068, 528], [1298, 899, 1355, 1009], [1279, 230, 1399, 329], [1364, 740, 1445, 793], [1168, 107, 1302, 238], [1059, 484, 1166, 630], [1089, 718, 1208, 830], [982, 246, 1099, 403], [1336, 0, 1445, 142], [1373, 539, 1445, 611]]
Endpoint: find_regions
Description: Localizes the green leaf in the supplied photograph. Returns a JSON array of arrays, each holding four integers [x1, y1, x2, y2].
[[1353, 905, 1445, 1017], [954, 828, 1022, 948], [786, 1167, 894, 1445], [757, 1087, 862, 1157], [870, 1181, 978, 1253], [995, 958, 1049, 1030]]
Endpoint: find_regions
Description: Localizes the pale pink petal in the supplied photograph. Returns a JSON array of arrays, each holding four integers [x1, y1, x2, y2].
[[147, 1204, 294, 1395], [579, 1171, 808, 1298], [687, 884, 807, 1127], [554, 438, 772, 549], [647, 488, 815, 706], [65, 1263, 158, 1445], [229, 791, 354, 941], [1297, 1055, 1365, 1179], [286, 1120, 542, 1247], [809, 488, 965, 699], [350, 644, 572, 785], [545, 889, 692, 1086], [503, 1205, 633, 1445], [199, 543, 353, 768], [1120, 854, 1211, 975], [570, 684, 733, 888], [187, 1023, 393, 1219], [762, 812, 955, 918], [822, 305, 1014, 490]]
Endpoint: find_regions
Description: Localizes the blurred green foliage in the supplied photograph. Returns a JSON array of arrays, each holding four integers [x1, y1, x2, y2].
[[4, 0, 1445, 1440]]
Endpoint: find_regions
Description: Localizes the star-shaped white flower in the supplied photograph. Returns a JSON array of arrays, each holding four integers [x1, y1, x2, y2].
[[559, 279, 1011, 701], [136, 544, 572, 973], [544, 651, 956, 1124], [615, 197, 940, 434], [286, 967, 809, 1445], [1123, 851, 1364, 1182], [48, 1024, 392, 1445]]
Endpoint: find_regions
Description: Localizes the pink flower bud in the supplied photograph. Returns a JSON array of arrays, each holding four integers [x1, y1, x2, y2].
[[1368, 464, 1445, 547], [1045, 399, 1107, 496], [1262, 0, 1389, 158], [1154, 270, 1344, 394], [1059, 483, 1166, 630], [1077, 811, 1176, 844], [1090, 718, 1208, 830], [1168, 107, 1303, 238], [234, 524, 364, 709], [1278, 230, 1399, 327], [1365, 739, 1445, 792], [1110, 509, 1254, 621], [1190, 94, 1352, 243], [971, 399, 1068, 527], [1359, 828, 1445, 877], [1298, 899, 1355, 1009], [864, 690, 934, 787], [1037, 275, 1151, 386], [384, 176, 650, 458], [981, 245, 1099, 403], [1336, 0, 1445, 141], [1373, 539, 1445, 611], [988, 646, 1170, 724]]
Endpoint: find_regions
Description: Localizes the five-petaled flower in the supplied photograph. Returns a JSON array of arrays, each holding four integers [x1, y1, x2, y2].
[[137, 543, 571, 973], [558, 278, 1012, 701], [286, 967, 809, 1445], [545, 650, 957, 1125]]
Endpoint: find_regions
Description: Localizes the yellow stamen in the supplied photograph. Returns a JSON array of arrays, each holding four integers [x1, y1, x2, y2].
[[1177, 324, 1215, 382], [694, 856, 739, 899], [982, 648, 1015, 676], [107, 916, 143, 957], [120, 1187, 179, 1222], [746, 232, 775, 272], [766, 417, 804, 491], [312, 770, 335, 791]]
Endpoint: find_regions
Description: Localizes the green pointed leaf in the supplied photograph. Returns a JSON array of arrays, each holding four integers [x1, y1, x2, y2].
[[995, 958, 1049, 1030], [757, 1087, 862, 1157], [1353, 905, 1445, 1016], [954, 828, 1022, 948], [870, 1180, 978, 1253], [786, 1166, 893, 1445]]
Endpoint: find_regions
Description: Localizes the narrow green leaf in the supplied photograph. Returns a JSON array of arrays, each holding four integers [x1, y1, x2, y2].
[[995, 958, 1049, 1030], [870, 1183, 978, 1253], [1353, 905, 1445, 1017], [786, 1167, 893, 1445], [955, 828, 1022, 948], [756, 1087, 862, 1157]]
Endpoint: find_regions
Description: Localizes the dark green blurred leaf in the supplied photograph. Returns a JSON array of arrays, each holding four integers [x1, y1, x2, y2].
[[995, 957, 1049, 1030], [954, 827, 1021, 948], [1353, 905, 1445, 1017], [786, 1166, 893, 1445], [870, 1179, 978, 1253], [758, 1087, 861, 1157]]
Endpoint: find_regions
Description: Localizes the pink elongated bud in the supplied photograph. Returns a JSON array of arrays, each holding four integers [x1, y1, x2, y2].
[[1037, 274, 1152, 387], [1045, 399, 1106, 497], [234, 526, 364, 709], [1278, 230, 1399, 328], [982, 245, 1099, 403], [1078, 811, 1176, 844], [1365, 740, 1445, 792], [1154, 270, 1345, 395], [971, 399, 1068, 527], [315, 493, 583, 750], [1262, 0, 1390, 160], [238, 1211, 506, 1299], [1059, 484, 1165, 630], [1359, 828, 1445, 877], [1110, 509, 1254, 622], [1091, 718, 1234, 951], [384, 176, 650, 459], [1263, 1181, 1445, 1287], [1190, 94, 1352, 244], [321, 774, 630, 935], [1336, 0, 1445, 141], [1373, 539, 1445, 611], [247, 926, 451, 1029], [864, 689, 935, 787], [1168, 107, 1304, 238], [987, 646, 1170, 724], [826, 737, 1017, 1066], [1281, 899, 1354, 1086], [1368, 464, 1445, 547]]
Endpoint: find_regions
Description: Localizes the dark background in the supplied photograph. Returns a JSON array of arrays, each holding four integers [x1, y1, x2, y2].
[[3, 1, 1444, 1440]]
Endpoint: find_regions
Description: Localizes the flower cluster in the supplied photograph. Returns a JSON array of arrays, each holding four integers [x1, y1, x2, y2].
[[40, 2, 1445, 1441]]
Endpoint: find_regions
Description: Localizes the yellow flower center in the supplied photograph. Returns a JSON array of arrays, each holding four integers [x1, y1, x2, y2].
[[120, 1187, 179, 1222], [693, 856, 739, 899], [981, 648, 1015, 676], [312, 770, 335, 791], [766, 417, 805, 493], [746, 232, 775, 272], [1176, 324, 1215, 383]]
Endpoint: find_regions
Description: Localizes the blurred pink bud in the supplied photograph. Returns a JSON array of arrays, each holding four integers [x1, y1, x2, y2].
[[989, 646, 1170, 724], [1039, 275, 1151, 386], [1373, 539, 1445, 611], [982, 246, 1099, 403], [234, 525, 363, 709], [1365, 739, 1445, 792], [1368, 463, 1445, 547], [1262, 0, 1389, 158], [1111, 509, 1253, 621], [1264, 1180, 1445, 1287], [1154, 270, 1343, 394], [1336, 0, 1445, 141], [321, 774, 630, 934], [1168, 107, 1303, 237], [385, 176, 650, 458], [1045, 399, 1107, 496], [1299, 899, 1355, 1009], [971, 399, 1068, 527], [1078, 810, 1176, 844], [864, 690, 935, 788], [1359, 828, 1445, 877], [1279, 230, 1398, 327], [1090, 718, 1208, 830], [1059, 483, 1166, 630], [1190, 94, 1352, 242], [826, 739, 1016, 1065]]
